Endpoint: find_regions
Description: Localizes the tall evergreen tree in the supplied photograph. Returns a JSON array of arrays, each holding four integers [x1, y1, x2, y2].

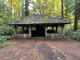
[[61, 0, 64, 19], [74, 0, 80, 31], [22, 0, 24, 17], [25, 0, 29, 16]]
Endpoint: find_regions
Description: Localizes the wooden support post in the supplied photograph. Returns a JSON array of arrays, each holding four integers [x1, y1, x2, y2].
[[45, 26, 48, 37], [56, 26, 58, 33], [26, 27, 28, 31], [61, 25, 65, 34], [52, 26, 54, 30], [13, 26, 17, 35], [22, 26, 25, 33], [29, 26, 31, 38], [22, 27, 24, 31]]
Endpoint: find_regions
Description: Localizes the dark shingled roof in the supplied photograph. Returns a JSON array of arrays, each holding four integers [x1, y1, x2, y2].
[[10, 14, 71, 25]]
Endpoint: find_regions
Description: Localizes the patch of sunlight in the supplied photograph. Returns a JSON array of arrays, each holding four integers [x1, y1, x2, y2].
[[57, 57, 61, 60], [74, 42, 80, 45], [8, 41, 18, 45], [0, 49, 4, 53], [73, 42, 80, 47], [32, 51, 36, 55], [20, 58, 24, 60], [16, 51, 20, 55]]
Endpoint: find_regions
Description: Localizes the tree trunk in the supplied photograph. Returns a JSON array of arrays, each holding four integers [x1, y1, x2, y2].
[[61, 0, 64, 19], [11, 0, 13, 16], [74, 15, 78, 31], [39, 0, 41, 14], [25, 0, 29, 16], [3, 0, 4, 13], [11, 0, 12, 11], [74, 1, 79, 31], [22, 0, 24, 17]]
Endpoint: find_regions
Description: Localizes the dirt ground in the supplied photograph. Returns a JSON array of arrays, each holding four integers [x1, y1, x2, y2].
[[0, 38, 80, 60]]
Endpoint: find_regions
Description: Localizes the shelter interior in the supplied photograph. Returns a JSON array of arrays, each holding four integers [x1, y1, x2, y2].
[[14, 24, 65, 38]]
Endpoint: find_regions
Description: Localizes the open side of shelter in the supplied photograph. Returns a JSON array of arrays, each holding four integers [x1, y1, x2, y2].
[[9, 14, 71, 39]]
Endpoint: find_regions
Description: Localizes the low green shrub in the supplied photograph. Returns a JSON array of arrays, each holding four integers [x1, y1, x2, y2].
[[0, 35, 12, 42], [71, 29, 80, 41], [2, 41, 9, 47], [0, 35, 12, 48], [0, 25, 13, 35]]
